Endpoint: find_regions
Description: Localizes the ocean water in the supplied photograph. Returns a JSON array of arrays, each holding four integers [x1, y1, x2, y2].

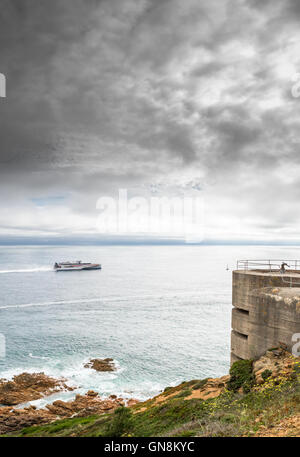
[[0, 244, 298, 406]]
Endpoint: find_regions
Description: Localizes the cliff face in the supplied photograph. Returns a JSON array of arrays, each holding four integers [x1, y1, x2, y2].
[[2, 348, 300, 437]]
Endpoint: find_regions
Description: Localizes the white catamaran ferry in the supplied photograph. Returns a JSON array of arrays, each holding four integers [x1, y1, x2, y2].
[[54, 261, 102, 271]]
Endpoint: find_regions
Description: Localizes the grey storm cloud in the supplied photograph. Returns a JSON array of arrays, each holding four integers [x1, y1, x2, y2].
[[1, 0, 300, 241]]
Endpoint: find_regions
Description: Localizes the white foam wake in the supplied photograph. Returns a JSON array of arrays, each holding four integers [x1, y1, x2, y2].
[[0, 267, 52, 274], [0, 290, 218, 310], [28, 353, 50, 360], [0, 297, 102, 310]]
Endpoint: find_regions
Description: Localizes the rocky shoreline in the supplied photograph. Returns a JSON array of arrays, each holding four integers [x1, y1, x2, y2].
[[0, 358, 139, 435], [0, 391, 139, 435], [1, 349, 299, 437], [0, 372, 75, 406]]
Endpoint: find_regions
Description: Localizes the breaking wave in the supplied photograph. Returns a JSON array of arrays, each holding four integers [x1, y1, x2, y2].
[[28, 353, 50, 360]]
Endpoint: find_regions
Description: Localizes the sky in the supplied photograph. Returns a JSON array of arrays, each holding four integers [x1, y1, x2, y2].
[[1, 0, 300, 244]]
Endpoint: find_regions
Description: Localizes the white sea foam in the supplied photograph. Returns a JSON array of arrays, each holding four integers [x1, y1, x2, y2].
[[0, 291, 205, 310], [16, 378, 167, 410], [29, 353, 50, 360], [0, 352, 167, 407], [0, 266, 52, 274], [0, 298, 102, 310], [6, 357, 152, 410]]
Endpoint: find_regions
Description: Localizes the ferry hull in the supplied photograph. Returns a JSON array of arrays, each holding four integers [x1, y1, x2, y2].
[[54, 263, 102, 271], [55, 266, 101, 271]]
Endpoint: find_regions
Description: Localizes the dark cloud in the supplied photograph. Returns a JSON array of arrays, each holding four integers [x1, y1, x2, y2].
[[1, 0, 300, 241]]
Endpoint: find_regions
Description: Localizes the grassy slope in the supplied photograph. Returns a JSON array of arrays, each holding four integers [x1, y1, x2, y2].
[[4, 360, 300, 438]]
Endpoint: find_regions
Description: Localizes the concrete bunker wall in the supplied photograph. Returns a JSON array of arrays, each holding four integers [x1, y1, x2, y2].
[[231, 271, 300, 364]]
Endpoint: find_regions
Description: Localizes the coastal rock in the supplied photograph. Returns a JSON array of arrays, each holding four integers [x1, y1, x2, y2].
[[0, 372, 75, 406], [253, 348, 295, 385], [127, 399, 140, 407], [87, 390, 98, 397], [45, 392, 126, 417], [0, 406, 54, 435], [0, 391, 139, 434], [46, 399, 76, 416], [185, 376, 230, 401], [84, 358, 116, 372]]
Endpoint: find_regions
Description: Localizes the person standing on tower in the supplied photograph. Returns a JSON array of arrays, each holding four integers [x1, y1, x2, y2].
[[280, 262, 290, 273]]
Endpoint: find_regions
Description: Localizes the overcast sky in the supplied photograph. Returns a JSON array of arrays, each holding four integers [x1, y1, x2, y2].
[[1, 0, 300, 244]]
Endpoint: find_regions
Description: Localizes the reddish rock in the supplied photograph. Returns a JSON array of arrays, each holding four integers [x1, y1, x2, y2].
[[253, 348, 295, 384], [0, 406, 54, 435], [46, 399, 74, 417], [127, 399, 140, 407], [0, 372, 75, 406], [0, 368, 140, 435], [0, 391, 139, 435], [44, 392, 127, 417], [84, 358, 116, 372], [87, 390, 98, 397]]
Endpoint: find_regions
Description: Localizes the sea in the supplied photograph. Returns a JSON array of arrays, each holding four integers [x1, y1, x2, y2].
[[0, 244, 298, 407]]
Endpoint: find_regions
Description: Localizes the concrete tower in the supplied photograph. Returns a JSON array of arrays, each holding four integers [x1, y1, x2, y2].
[[231, 260, 300, 364]]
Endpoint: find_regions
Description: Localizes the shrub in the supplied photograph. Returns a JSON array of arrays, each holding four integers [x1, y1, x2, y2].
[[192, 379, 209, 390], [162, 386, 174, 396], [199, 420, 238, 437], [227, 360, 254, 393], [261, 369, 272, 381], [105, 407, 133, 437], [174, 389, 192, 399]]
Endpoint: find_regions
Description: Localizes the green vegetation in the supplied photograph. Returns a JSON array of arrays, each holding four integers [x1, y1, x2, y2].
[[12, 415, 99, 437], [227, 359, 255, 393], [192, 379, 208, 390], [163, 386, 172, 394], [4, 370, 300, 437], [3, 357, 300, 438], [261, 369, 272, 381], [173, 389, 192, 399], [105, 407, 133, 437]]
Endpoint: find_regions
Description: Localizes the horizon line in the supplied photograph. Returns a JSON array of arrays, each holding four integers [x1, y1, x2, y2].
[[1, 239, 300, 247]]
